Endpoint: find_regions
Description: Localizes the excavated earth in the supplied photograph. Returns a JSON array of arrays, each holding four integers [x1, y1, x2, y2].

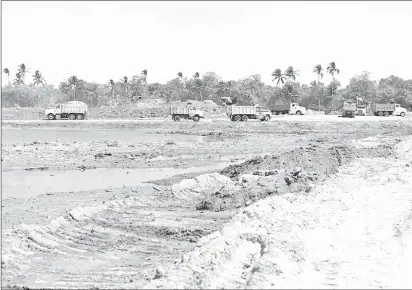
[[2, 116, 412, 289]]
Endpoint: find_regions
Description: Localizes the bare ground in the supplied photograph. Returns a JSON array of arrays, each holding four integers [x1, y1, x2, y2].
[[2, 116, 412, 289]]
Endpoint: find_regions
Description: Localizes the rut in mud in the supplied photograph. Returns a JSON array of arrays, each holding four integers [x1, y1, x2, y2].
[[1, 185, 233, 289]]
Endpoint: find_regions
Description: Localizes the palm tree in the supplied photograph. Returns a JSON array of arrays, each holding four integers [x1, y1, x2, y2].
[[327, 62, 340, 96], [310, 80, 317, 87], [313, 64, 324, 110], [67, 76, 80, 100], [13, 72, 24, 85], [13, 73, 24, 106], [33, 70, 46, 86], [122, 76, 129, 96], [141, 70, 147, 82], [285, 66, 299, 81], [108, 79, 115, 98], [3, 68, 10, 85], [271, 69, 286, 87], [17, 63, 29, 84], [313, 65, 324, 85]]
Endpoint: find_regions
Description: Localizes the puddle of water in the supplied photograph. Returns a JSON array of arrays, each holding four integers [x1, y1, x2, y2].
[[1, 127, 205, 145], [2, 163, 232, 199]]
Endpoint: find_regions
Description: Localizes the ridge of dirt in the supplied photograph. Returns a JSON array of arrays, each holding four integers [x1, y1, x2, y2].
[[144, 136, 412, 289], [193, 143, 396, 212]]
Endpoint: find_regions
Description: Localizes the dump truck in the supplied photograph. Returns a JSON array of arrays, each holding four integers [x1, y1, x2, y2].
[[45, 101, 88, 120], [226, 105, 271, 122], [371, 103, 407, 117], [170, 103, 204, 122], [342, 102, 356, 118], [270, 102, 307, 115]]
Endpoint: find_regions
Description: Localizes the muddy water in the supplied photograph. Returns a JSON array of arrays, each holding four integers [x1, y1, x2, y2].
[[1, 127, 205, 145], [2, 162, 234, 199]]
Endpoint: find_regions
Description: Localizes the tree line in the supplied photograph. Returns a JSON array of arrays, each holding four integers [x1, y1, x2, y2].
[[2, 62, 412, 110]]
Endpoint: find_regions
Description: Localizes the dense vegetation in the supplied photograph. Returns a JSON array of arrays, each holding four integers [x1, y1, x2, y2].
[[2, 63, 412, 110]]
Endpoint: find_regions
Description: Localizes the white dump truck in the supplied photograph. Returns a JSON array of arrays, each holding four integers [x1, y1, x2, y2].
[[342, 102, 356, 118], [226, 105, 271, 122], [45, 101, 88, 120], [270, 102, 307, 115], [170, 103, 204, 122], [371, 103, 407, 117]]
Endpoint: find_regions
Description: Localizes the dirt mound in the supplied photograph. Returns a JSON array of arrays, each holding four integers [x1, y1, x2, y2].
[[171, 173, 238, 200], [2, 107, 45, 120], [89, 99, 169, 119], [156, 226, 217, 243], [194, 144, 394, 212]]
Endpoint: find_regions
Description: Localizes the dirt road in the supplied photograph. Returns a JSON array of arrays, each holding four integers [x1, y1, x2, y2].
[[2, 115, 412, 289]]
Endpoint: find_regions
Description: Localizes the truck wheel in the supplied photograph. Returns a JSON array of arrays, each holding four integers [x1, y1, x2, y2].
[[378, 111, 383, 116], [47, 113, 56, 120], [275, 111, 279, 115], [384, 111, 389, 117], [76, 113, 84, 120], [234, 115, 242, 122], [241, 115, 248, 122], [400, 112, 406, 117], [174, 115, 181, 122], [193, 115, 200, 122], [296, 110, 302, 115], [68, 113, 76, 120], [264, 114, 271, 122]]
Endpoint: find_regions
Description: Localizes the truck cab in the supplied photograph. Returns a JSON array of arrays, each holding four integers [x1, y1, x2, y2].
[[290, 103, 307, 115], [187, 104, 204, 119], [45, 105, 61, 119], [356, 105, 367, 116], [394, 104, 407, 117]]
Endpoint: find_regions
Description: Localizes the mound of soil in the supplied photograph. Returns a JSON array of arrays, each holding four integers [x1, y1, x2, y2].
[[2, 107, 44, 120], [195, 144, 394, 212]]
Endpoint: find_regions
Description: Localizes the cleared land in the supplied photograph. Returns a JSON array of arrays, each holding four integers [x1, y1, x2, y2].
[[1, 115, 412, 289]]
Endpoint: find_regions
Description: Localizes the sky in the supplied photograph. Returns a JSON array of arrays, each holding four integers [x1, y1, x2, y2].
[[2, 1, 412, 88]]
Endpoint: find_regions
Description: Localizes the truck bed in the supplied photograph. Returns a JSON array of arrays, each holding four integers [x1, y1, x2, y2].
[[61, 105, 88, 113], [226, 106, 257, 115], [170, 107, 189, 114], [371, 103, 396, 112], [270, 104, 291, 111]]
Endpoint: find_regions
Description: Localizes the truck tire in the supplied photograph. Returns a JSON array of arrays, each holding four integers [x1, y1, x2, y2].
[[296, 110, 302, 115], [400, 112, 406, 117], [264, 114, 271, 121], [68, 113, 76, 120], [174, 115, 181, 122], [234, 115, 242, 122], [384, 111, 389, 117], [275, 111, 279, 115], [47, 113, 56, 120], [378, 111, 383, 116], [76, 113, 84, 120], [193, 115, 200, 122], [241, 115, 248, 122]]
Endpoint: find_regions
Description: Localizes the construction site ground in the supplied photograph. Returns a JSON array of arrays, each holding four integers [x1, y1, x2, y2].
[[2, 115, 412, 289]]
